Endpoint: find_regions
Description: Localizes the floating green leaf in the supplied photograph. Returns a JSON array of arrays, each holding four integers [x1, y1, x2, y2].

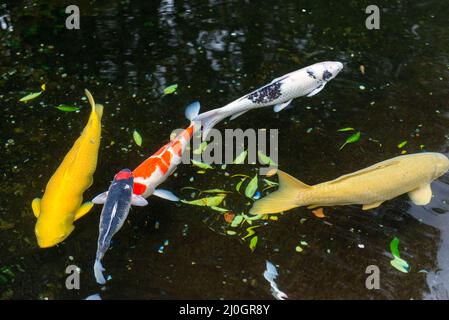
[[191, 159, 213, 170], [235, 177, 247, 192], [295, 246, 303, 253], [133, 130, 143, 147], [210, 206, 229, 212], [249, 236, 258, 252], [263, 179, 278, 186], [258, 151, 277, 166], [389, 237, 410, 273], [163, 84, 178, 95], [245, 174, 258, 198], [242, 213, 264, 221], [231, 215, 244, 227], [390, 257, 410, 273], [181, 195, 226, 207], [242, 225, 260, 240], [56, 105, 80, 112], [337, 127, 355, 132], [19, 91, 42, 102], [200, 189, 231, 195], [390, 237, 401, 258], [233, 150, 247, 164], [397, 140, 408, 149], [340, 131, 361, 150], [226, 230, 237, 235]]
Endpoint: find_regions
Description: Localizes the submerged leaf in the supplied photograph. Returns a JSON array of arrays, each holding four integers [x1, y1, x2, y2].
[[340, 131, 361, 150], [56, 105, 79, 112], [312, 208, 325, 218], [181, 195, 226, 207], [242, 225, 261, 240], [337, 127, 355, 132], [249, 236, 258, 252], [200, 189, 231, 195], [191, 159, 213, 170], [19, 91, 42, 102], [397, 140, 408, 149], [231, 215, 244, 227], [390, 237, 401, 258], [390, 257, 410, 273], [235, 177, 247, 193], [226, 230, 237, 235], [245, 175, 258, 198], [133, 130, 143, 147], [389, 237, 410, 273], [163, 84, 178, 95], [210, 206, 229, 212], [258, 151, 277, 166]]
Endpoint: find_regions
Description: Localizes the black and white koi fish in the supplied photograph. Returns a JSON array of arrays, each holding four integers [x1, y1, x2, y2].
[[91, 169, 148, 284], [195, 61, 343, 138]]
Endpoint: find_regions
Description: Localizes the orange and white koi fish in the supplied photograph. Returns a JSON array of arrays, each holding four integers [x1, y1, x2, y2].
[[132, 101, 201, 201]]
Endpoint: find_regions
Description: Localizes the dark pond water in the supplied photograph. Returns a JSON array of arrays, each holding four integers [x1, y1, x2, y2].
[[1, 0, 449, 300]]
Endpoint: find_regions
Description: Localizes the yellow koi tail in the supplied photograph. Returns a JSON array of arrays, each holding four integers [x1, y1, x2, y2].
[[85, 89, 104, 120], [249, 170, 311, 215]]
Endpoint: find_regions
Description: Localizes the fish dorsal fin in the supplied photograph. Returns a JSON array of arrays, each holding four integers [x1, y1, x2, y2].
[[328, 160, 401, 185]]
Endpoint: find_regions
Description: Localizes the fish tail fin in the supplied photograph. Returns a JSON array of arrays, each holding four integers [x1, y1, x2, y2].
[[85, 89, 104, 120], [249, 170, 311, 215], [195, 108, 228, 140], [94, 259, 106, 285], [185, 101, 201, 131]]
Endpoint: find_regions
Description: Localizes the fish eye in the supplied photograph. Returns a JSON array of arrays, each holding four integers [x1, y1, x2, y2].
[[322, 70, 333, 81]]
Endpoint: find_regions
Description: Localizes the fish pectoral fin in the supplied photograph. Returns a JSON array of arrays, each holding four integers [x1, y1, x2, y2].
[[229, 110, 248, 120], [273, 99, 293, 112], [74, 202, 95, 221], [306, 84, 325, 97], [131, 195, 149, 207], [362, 201, 384, 210], [92, 192, 108, 204], [31, 198, 41, 218], [408, 184, 432, 205], [153, 189, 180, 202]]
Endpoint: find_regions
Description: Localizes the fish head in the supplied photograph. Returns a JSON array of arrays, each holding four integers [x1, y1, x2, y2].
[[434, 153, 449, 178], [306, 61, 343, 83], [114, 169, 133, 181], [35, 208, 75, 248]]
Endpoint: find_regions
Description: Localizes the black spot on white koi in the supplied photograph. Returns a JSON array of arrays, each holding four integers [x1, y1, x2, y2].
[[247, 81, 282, 104], [307, 70, 317, 79], [323, 70, 333, 81]]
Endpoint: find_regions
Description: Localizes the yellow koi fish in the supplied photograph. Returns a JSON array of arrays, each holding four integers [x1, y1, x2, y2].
[[32, 89, 103, 248], [250, 152, 449, 215]]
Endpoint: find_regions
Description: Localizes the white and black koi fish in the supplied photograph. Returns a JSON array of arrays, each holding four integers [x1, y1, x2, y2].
[[91, 169, 148, 285], [195, 61, 343, 139]]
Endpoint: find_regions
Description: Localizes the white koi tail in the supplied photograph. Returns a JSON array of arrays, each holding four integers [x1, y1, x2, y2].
[[185, 101, 202, 131], [249, 170, 311, 215], [194, 108, 229, 140], [94, 259, 106, 285]]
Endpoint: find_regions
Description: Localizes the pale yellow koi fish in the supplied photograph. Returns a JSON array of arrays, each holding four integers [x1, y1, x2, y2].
[[250, 152, 449, 215]]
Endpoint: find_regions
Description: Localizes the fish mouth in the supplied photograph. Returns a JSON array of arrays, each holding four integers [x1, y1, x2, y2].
[[36, 229, 73, 248]]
